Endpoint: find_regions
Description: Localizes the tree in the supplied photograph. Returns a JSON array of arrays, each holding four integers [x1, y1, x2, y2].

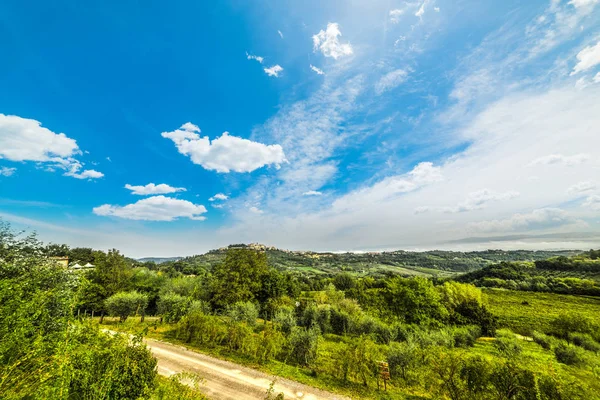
[[157, 293, 190, 323], [287, 326, 320, 366], [333, 272, 356, 291], [383, 277, 449, 324], [105, 291, 149, 322], [210, 249, 269, 310]]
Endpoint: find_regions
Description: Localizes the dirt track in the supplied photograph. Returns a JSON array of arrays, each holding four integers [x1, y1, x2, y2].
[[144, 337, 350, 400]]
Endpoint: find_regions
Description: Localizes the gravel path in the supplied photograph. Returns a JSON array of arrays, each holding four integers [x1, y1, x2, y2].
[[144, 337, 350, 400]]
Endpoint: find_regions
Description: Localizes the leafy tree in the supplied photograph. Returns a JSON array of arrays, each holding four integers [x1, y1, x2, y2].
[[287, 326, 320, 366], [157, 293, 190, 323], [105, 291, 149, 322], [383, 277, 449, 324], [210, 249, 269, 310], [333, 272, 356, 291], [225, 301, 259, 327]]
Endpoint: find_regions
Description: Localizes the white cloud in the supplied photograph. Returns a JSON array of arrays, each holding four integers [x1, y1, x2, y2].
[[0, 114, 104, 179], [442, 189, 520, 213], [583, 194, 600, 210], [434, 7, 440, 12], [246, 52, 264, 63], [332, 162, 442, 211], [264, 65, 283, 77], [569, 0, 599, 9], [303, 190, 322, 196], [567, 181, 596, 195], [162, 122, 287, 173], [389, 9, 404, 23], [125, 183, 186, 195], [375, 69, 409, 94], [468, 208, 580, 233], [572, 41, 600, 75], [528, 153, 590, 166], [415, 2, 426, 17], [0, 167, 16, 177], [249, 206, 263, 214], [0, 114, 79, 162], [209, 193, 229, 201], [310, 65, 325, 75], [278, 30, 284, 39], [594, 72, 600, 83], [93, 195, 207, 221], [312, 23, 353, 59], [66, 169, 104, 180]]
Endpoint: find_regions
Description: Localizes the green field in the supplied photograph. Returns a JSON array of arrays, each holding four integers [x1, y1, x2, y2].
[[485, 288, 600, 336]]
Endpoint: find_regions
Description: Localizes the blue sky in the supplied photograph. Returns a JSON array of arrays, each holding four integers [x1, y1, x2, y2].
[[1, 0, 599, 257]]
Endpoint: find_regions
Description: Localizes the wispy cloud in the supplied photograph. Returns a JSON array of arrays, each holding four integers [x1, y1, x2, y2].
[[310, 65, 325, 75], [246, 52, 264, 63]]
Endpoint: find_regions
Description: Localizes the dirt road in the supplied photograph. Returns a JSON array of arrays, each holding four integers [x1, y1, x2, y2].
[[144, 337, 350, 400]]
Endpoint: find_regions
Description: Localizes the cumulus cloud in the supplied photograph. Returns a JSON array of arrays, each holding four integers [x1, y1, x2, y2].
[[569, 0, 599, 9], [66, 169, 104, 180], [264, 65, 283, 77], [389, 9, 404, 23], [567, 181, 596, 195], [246, 52, 264, 63], [162, 122, 287, 173], [303, 190, 322, 196], [310, 65, 325, 75], [332, 162, 442, 211], [0, 167, 16, 177], [312, 23, 353, 59], [375, 69, 409, 94], [0, 114, 103, 179], [249, 206, 263, 214], [125, 183, 186, 195], [528, 153, 590, 166], [468, 208, 580, 233], [93, 195, 207, 221], [209, 193, 229, 201], [571, 41, 600, 75]]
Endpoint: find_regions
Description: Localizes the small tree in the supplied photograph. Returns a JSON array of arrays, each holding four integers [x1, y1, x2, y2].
[[105, 291, 148, 322], [157, 293, 190, 323], [226, 301, 259, 327]]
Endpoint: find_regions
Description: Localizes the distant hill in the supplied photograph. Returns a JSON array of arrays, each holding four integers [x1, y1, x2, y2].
[[154, 244, 582, 278], [137, 257, 182, 264]]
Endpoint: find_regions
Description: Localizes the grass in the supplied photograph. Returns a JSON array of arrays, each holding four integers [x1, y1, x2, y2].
[[484, 288, 600, 336]]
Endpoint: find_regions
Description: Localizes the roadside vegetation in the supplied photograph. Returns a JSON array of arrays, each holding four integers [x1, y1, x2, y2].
[[2, 220, 600, 399]]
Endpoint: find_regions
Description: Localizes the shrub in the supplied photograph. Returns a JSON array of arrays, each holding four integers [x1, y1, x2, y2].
[[387, 342, 418, 382], [550, 312, 599, 340], [225, 302, 259, 327], [105, 291, 149, 322], [554, 343, 586, 366], [273, 306, 297, 334], [569, 333, 600, 353], [453, 326, 481, 348], [287, 326, 320, 366], [494, 331, 522, 358], [157, 293, 190, 323], [533, 331, 553, 350]]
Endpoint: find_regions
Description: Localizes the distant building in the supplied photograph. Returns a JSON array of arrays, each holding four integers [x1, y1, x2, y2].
[[50, 257, 69, 268]]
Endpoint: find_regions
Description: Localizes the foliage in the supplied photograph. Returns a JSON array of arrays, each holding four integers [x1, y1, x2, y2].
[[157, 292, 190, 323], [287, 326, 320, 366], [225, 301, 259, 327], [554, 343, 586, 366], [105, 291, 149, 322]]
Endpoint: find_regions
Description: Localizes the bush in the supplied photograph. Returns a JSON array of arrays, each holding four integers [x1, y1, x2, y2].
[[105, 291, 149, 322], [533, 331, 553, 350], [225, 302, 259, 327], [494, 331, 522, 358], [157, 293, 190, 323], [453, 326, 481, 348], [287, 326, 320, 366], [569, 333, 600, 353], [550, 313, 599, 341], [273, 306, 296, 334], [387, 342, 418, 383], [554, 343, 586, 366]]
